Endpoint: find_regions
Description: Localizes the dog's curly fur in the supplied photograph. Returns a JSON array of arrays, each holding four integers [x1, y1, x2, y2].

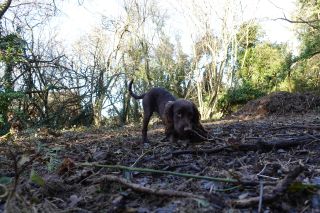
[[128, 79, 207, 144]]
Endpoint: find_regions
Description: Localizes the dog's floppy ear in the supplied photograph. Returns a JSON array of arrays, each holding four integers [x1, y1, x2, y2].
[[164, 101, 174, 124], [191, 102, 208, 139], [164, 101, 174, 134], [191, 102, 201, 124]]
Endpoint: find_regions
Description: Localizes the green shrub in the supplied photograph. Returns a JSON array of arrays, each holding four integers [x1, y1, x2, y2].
[[0, 90, 24, 135], [217, 82, 265, 115]]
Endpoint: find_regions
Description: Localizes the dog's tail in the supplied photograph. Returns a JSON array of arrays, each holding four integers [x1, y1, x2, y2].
[[128, 79, 145, 99]]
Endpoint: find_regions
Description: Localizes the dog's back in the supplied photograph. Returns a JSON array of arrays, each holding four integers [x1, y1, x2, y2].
[[143, 87, 176, 117]]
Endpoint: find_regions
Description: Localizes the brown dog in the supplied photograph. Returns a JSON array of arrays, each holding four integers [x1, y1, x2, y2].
[[128, 79, 207, 144]]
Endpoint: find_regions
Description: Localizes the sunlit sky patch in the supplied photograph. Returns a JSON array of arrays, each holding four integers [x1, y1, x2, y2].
[[55, 0, 298, 53]]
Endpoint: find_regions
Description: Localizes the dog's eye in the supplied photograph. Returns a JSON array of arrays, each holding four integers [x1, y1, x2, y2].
[[176, 112, 182, 118]]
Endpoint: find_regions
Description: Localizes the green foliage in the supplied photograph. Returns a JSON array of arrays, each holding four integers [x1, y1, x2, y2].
[[295, 0, 320, 60], [36, 141, 62, 171], [30, 169, 45, 187], [235, 22, 292, 96], [194, 198, 210, 208], [128, 35, 191, 98], [45, 147, 61, 172], [227, 24, 291, 116], [0, 33, 26, 63], [0, 91, 24, 111], [0, 114, 4, 127], [237, 22, 263, 49], [289, 56, 320, 92], [154, 36, 191, 98], [223, 0, 320, 113], [288, 182, 319, 193], [0, 90, 24, 134], [287, 0, 320, 92], [238, 42, 289, 92], [217, 82, 265, 114], [0, 176, 12, 185]]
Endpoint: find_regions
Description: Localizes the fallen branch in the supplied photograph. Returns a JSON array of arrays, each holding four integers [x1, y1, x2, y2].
[[171, 134, 320, 156], [256, 135, 320, 150], [271, 125, 320, 131], [230, 165, 305, 208], [89, 174, 205, 199], [171, 145, 230, 156], [79, 162, 238, 184]]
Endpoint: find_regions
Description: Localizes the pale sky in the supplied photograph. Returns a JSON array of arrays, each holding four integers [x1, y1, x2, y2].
[[55, 0, 298, 53]]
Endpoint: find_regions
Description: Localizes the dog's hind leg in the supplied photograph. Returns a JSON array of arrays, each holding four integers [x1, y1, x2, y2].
[[142, 108, 152, 144]]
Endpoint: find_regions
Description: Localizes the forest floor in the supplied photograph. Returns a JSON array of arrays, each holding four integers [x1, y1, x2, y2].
[[1, 92, 320, 212]]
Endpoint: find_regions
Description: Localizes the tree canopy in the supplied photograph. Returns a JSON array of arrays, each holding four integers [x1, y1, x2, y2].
[[0, 0, 319, 132]]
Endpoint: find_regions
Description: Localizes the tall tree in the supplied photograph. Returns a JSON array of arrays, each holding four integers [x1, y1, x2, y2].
[[181, 0, 244, 119], [282, 0, 320, 92]]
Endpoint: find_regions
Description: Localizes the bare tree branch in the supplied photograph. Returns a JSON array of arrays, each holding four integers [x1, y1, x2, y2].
[[273, 14, 320, 30]]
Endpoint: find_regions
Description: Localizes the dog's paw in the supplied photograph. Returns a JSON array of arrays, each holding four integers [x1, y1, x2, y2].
[[143, 138, 150, 144], [143, 142, 151, 149], [179, 139, 190, 148]]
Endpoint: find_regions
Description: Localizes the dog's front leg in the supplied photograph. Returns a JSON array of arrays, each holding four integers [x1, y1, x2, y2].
[[169, 134, 178, 144], [142, 110, 152, 144]]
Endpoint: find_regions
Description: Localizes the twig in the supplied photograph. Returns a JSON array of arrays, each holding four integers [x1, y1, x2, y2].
[[171, 145, 231, 156], [230, 165, 305, 208], [271, 125, 320, 131], [176, 164, 210, 191], [0, 184, 8, 198], [256, 174, 279, 181], [89, 174, 205, 199], [78, 168, 103, 185], [258, 179, 264, 213], [257, 164, 279, 181], [257, 165, 267, 212], [191, 129, 224, 142], [131, 149, 153, 168], [305, 133, 320, 142], [131, 144, 170, 167], [214, 185, 242, 192], [79, 162, 239, 184], [257, 165, 267, 176]]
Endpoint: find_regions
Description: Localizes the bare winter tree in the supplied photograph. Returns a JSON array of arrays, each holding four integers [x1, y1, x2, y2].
[[70, 26, 127, 127], [0, 0, 64, 128], [179, 0, 248, 119]]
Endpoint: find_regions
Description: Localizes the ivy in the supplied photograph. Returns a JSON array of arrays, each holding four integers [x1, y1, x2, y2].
[[0, 33, 26, 63], [0, 90, 24, 130]]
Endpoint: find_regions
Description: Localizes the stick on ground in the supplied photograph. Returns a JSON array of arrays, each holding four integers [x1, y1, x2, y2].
[[89, 174, 205, 199], [230, 165, 305, 208]]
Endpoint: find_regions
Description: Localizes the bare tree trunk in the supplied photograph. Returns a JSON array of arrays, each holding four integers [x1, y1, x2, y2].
[[93, 98, 103, 127], [142, 40, 152, 86], [0, 0, 12, 20], [93, 67, 105, 127], [192, 45, 205, 117]]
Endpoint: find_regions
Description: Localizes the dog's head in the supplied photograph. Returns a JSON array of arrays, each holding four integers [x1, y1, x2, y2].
[[164, 99, 201, 138]]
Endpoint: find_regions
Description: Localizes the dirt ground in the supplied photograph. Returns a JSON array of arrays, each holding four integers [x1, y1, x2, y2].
[[1, 92, 320, 212]]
